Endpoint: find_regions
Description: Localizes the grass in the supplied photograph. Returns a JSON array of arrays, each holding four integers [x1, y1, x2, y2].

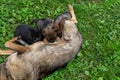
[[0, 0, 120, 80]]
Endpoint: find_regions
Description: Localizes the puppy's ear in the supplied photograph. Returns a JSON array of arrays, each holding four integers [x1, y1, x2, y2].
[[58, 18, 66, 30], [37, 20, 44, 31]]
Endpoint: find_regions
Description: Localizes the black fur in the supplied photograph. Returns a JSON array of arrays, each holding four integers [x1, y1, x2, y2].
[[31, 18, 53, 31], [14, 24, 43, 45], [14, 18, 54, 45]]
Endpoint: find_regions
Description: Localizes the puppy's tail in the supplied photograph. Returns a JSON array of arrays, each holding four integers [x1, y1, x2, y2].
[[68, 4, 78, 24]]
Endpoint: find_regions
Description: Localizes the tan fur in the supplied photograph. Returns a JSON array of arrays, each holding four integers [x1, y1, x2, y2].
[[0, 5, 83, 80], [68, 4, 78, 23], [0, 50, 14, 55], [4, 37, 30, 53], [0, 37, 31, 55], [0, 20, 82, 80], [43, 23, 58, 43]]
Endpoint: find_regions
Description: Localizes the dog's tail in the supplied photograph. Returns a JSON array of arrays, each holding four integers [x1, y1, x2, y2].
[[68, 4, 78, 24]]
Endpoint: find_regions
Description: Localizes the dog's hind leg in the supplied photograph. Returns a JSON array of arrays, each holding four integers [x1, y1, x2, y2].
[[68, 4, 78, 24], [5, 37, 30, 53]]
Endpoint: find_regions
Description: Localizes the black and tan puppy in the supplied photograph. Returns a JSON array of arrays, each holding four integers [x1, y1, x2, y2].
[[32, 18, 58, 43], [14, 18, 58, 47], [0, 18, 58, 54]]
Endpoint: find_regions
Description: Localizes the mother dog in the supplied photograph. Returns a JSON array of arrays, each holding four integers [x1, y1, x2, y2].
[[0, 5, 82, 80]]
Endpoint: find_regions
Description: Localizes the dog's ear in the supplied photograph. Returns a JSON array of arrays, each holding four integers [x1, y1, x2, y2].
[[52, 26, 58, 32], [36, 20, 44, 31], [58, 18, 66, 30]]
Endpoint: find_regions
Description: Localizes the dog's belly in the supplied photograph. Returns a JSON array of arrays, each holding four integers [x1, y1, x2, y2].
[[4, 42, 74, 80]]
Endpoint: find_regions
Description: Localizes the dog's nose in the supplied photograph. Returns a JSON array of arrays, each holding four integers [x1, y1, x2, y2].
[[58, 33, 62, 38], [49, 39, 55, 43]]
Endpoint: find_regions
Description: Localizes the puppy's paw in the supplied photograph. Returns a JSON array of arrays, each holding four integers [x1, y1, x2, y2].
[[12, 37, 19, 41], [18, 36, 21, 38], [12, 36, 22, 41]]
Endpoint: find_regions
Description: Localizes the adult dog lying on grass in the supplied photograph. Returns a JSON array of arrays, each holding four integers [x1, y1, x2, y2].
[[0, 4, 82, 80]]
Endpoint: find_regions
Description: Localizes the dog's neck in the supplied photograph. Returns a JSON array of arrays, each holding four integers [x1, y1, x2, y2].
[[43, 37, 62, 45], [63, 20, 78, 41]]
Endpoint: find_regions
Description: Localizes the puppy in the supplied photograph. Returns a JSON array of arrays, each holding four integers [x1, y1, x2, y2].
[[14, 18, 58, 46], [0, 18, 59, 55], [32, 18, 58, 43]]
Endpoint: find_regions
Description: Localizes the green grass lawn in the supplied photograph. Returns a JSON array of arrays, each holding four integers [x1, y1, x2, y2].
[[0, 0, 120, 80]]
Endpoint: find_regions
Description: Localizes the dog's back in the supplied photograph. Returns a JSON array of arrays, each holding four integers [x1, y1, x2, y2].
[[14, 24, 43, 45]]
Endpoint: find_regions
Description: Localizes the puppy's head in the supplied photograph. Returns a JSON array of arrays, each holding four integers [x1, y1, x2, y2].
[[42, 23, 58, 43], [36, 18, 53, 31]]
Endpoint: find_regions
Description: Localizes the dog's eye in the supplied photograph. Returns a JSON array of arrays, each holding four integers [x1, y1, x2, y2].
[[53, 27, 58, 31], [44, 34, 47, 37], [54, 29, 58, 32], [43, 30, 45, 33], [52, 26, 56, 29]]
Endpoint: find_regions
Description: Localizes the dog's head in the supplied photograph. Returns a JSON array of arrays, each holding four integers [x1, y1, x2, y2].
[[42, 23, 58, 43], [54, 12, 72, 38], [36, 18, 58, 43], [35, 18, 57, 43]]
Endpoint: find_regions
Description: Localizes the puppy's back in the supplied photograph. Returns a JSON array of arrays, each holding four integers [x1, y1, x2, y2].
[[14, 24, 39, 45]]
